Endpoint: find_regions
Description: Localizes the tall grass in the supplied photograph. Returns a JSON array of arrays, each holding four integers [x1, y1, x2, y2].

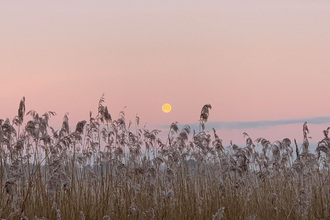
[[1, 96, 330, 219]]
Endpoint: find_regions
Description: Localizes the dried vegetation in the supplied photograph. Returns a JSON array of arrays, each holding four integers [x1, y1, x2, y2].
[[1, 96, 330, 219]]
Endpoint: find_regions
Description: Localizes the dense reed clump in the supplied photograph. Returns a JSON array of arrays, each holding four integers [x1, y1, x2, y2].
[[1, 96, 330, 219]]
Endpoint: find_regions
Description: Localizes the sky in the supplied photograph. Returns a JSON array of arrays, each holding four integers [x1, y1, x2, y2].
[[1, 0, 330, 145]]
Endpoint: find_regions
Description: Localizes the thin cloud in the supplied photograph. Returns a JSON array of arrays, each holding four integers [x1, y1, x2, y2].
[[157, 116, 330, 131]]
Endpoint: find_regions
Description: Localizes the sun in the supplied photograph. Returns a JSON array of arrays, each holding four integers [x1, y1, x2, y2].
[[162, 103, 171, 113]]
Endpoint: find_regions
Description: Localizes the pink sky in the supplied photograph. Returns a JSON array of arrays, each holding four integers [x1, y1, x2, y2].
[[1, 0, 330, 145]]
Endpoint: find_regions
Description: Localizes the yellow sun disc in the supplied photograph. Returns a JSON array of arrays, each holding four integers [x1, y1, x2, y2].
[[162, 103, 171, 113]]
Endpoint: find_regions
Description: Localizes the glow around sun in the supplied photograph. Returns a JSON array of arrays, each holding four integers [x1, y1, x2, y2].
[[162, 103, 171, 113]]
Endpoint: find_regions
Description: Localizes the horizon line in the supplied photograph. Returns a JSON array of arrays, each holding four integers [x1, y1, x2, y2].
[[156, 116, 330, 130]]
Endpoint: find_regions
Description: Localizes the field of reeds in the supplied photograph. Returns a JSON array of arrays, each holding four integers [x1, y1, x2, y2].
[[1, 96, 330, 220]]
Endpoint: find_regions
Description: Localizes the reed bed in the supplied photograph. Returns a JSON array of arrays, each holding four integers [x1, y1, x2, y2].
[[1, 96, 330, 220]]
